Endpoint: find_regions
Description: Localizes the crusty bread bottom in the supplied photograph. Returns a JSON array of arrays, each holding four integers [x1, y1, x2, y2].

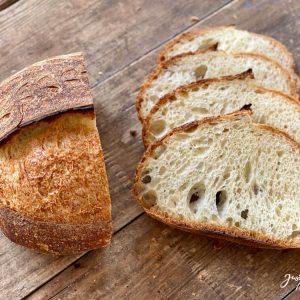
[[0, 207, 111, 255]]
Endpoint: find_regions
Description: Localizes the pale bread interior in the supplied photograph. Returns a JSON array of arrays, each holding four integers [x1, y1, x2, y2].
[[165, 27, 293, 71], [136, 114, 300, 242], [141, 51, 294, 120], [144, 76, 300, 145]]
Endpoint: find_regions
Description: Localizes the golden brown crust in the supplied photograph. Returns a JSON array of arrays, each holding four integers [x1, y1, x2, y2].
[[0, 54, 112, 255], [0, 110, 112, 255], [158, 26, 295, 71], [133, 111, 300, 249], [0, 52, 93, 142], [136, 50, 298, 123], [0, 207, 112, 255], [142, 70, 300, 147]]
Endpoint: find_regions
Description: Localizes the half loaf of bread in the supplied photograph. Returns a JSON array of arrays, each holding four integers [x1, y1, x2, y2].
[[134, 111, 300, 249], [0, 53, 112, 255], [143, 71, 300, 146], [136, 50, 298, 122]]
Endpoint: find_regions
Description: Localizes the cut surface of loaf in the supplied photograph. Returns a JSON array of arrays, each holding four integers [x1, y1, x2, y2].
[[143, 71, 300, 146], [0, 54, 112, 255], [136, 51, 297, 122], [159, 26, 295, 72], [134, 112, 300, 249]]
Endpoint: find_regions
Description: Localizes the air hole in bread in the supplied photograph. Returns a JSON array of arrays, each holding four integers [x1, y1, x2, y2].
[[152, 144, 166, 159], [253, 184, 259, 195], [1, 113, 11, 119], [219, 86, 228, 91], [216, 190, 227, 216], [235, 222, 240, 227], [142, 175, 152, 184], [244, 161, 252, 183], [194, 65, 207, 79], [277, 150, 284, 157], [191, 107, 209, 114], [241, 209, 249, 220], [149, 119, 166, 137], [288, 231, 300, 239], [188, 182, 206, 214], [143, 190, 157, 208], [184, 125, 198, 134], [223, 170, 230, 180], [159, 166, 166, 175], [197, 38, 216, 51], [193, 146, 209, 156], [226, 217, 233, 226], [141, 169, 150, 177], [240, 103, 252, 111]]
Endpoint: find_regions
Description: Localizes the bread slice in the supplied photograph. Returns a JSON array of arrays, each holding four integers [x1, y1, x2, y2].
[[0, 53, 112, 255], [134, 111, 300, 249], [136, 50, 298, 122], [143, 71, 300, 147], [159, 26, 295, 73]]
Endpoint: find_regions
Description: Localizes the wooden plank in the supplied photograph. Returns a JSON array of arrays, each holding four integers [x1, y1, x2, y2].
[[25, 0, 300, 298], [27, 215, 300, 300], [0, 0, 230, 87], [0, 1, 233, 299]]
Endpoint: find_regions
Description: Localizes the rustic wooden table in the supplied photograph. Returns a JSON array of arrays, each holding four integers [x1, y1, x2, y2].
[[1, 0, 300, 299]]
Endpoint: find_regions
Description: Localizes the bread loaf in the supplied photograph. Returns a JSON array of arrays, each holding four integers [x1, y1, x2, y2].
[[0, 53, 112, 255]]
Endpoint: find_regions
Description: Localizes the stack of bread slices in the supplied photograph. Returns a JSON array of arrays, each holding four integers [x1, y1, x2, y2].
[[134, 26, 300, 249]]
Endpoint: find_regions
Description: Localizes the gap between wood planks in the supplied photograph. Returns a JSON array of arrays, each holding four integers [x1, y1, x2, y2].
[[0, 0, 19, 11]]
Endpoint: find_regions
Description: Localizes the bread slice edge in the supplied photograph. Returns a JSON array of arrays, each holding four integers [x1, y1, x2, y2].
[[134, 111, 300, 249]]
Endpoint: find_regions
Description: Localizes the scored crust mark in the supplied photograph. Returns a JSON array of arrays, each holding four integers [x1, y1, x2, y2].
[[133, 111, 300, 249], [0, 53, 93, 143]]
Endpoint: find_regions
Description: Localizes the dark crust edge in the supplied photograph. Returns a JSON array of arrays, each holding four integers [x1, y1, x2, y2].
[[158, 26, 295, 72], [0, 207, 112, 255], [0, 52, 94, 143], [133, 111, 300, 249], [142, 70, 300, 147], [0, 109, 113, 255], [136, 50, 298, 123]]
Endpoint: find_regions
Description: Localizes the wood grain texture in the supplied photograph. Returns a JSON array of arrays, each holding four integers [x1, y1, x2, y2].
[[0, 0, 230, 87], [0, 0, 232, 299], [27, 215, 300, 300]]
